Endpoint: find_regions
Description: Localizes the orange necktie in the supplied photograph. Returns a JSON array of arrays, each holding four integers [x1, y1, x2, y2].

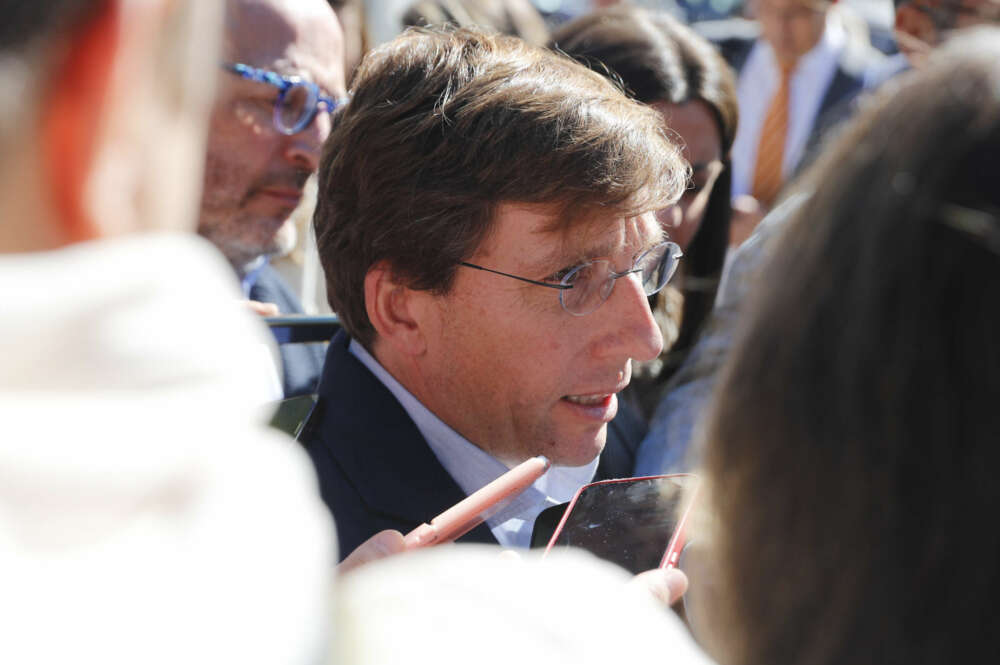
[[752, 62, 794, 207]]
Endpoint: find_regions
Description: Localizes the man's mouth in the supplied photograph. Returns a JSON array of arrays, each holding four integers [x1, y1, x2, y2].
[[560, 390, 621, 423], [563, 394, 612, 406], [252, 169, 312, 206], [258, 187, 303, 205]]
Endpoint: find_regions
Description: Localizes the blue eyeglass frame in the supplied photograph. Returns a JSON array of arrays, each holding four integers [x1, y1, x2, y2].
[[222, 62, 347, 135]]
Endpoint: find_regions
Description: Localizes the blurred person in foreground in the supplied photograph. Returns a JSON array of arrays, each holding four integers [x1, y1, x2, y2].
[[302, 26, 690, 557], [635, 0, 1000, 476], [551, 6, 738, 419], [0, 0, 411, 661], [334, 544, 708, 665], [692, 29, 1000, 665], [197, 0, 347, 398], [0, 1, 338, 662]]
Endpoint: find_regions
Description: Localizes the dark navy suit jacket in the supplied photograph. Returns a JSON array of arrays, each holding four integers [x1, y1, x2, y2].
[[300, 331, 645, 560], [248, 264, 325, 398]]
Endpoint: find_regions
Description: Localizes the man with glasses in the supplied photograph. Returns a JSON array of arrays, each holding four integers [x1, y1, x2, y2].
[[300, 26, 690, 558], [197, 0, 347, 397]]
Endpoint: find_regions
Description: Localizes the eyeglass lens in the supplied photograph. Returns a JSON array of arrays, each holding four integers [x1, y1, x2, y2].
[[275, 82, 318, 134], [560, 242, 679, 315]]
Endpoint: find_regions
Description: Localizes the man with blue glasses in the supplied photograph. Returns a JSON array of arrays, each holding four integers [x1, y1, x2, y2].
[[197, 0, 347, 398]]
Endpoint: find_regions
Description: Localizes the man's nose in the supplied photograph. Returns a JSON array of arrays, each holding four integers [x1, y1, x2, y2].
[[598, 270, 664, 363], [283, 113, 330, 172]]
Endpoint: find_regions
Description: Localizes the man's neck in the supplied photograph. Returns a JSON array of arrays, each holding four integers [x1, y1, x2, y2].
[[366, 339, 431, 406]]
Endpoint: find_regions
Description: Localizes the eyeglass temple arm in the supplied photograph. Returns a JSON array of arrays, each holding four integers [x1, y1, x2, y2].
[[222, 63, 286, 87], [458, 262, 573, 290]]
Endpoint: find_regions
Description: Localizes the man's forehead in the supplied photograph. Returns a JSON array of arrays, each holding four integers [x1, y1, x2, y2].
[[225, 0, 345, 93], [486, 204, 662, 264]]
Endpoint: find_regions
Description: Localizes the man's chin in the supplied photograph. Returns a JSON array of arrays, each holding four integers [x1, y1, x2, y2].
[[229, 228, 292, 266], [546, 427, 607, 468]]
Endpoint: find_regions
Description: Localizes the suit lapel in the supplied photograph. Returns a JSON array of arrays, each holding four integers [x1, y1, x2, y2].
[[313, 332, 496, 544]]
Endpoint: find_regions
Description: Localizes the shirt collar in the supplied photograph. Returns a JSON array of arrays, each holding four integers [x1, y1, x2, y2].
[[240, 256, 269, 297], [348, 339, 598, 547]]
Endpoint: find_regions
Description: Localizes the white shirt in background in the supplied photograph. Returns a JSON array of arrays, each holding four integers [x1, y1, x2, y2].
[[731, 10, 846, 197]]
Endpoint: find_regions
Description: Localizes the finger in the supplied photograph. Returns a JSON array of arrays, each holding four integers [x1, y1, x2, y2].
[[631, 567, 689, 607], [337, 530, 407, 575], [245, 300, 280, 317]]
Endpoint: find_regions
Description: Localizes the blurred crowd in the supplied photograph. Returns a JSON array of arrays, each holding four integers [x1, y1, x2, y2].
[[2, 0, 999, 663]]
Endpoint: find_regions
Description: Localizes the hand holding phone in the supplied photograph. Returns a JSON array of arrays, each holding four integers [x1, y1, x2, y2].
[[404, 455, 551, 549], [540, 474, 700, 575]]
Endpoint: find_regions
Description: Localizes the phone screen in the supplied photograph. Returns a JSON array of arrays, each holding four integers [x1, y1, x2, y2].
[[544, 476, 696, 575]]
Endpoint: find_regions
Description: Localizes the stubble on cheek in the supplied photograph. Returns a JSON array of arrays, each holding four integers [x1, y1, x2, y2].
[[197, 148, 283, 263]]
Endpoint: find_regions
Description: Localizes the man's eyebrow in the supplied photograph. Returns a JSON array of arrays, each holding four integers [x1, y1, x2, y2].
[[523, 240, 602, 275], [539, 232, 664, 271], [532, 245, 588, 272]]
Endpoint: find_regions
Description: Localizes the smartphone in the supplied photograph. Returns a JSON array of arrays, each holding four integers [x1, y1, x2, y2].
[[539, 474, 700, 575]]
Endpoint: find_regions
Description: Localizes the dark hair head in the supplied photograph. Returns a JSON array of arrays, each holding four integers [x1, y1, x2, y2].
[[551, 6, 739, 396], [315, 26, 687, 348], [550, 6, 737, 152], [703, 27, 1000, 665]]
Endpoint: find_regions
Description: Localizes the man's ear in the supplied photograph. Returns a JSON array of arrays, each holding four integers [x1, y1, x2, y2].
[[364, 262, 429, 357], [41, 0, 120, 245]]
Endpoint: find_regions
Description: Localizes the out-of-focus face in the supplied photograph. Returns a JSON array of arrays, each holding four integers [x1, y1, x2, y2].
[[198, 0, 345, 268], [895, 0, 1000, 65], [755, 0, 829, 65], [86, 0, 224, 239], [414, 205, 665, 467], [653, 100, 724, 251]]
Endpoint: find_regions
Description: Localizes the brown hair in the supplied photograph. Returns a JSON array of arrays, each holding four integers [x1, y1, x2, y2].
[[551, 6, 739, 411], [315, 26, 687, 348], [702, 28, 1000, 665]]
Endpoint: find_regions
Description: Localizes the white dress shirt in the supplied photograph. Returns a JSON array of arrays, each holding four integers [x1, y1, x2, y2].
[[349, 339, 598, 549], [730, 11, 846, 197]]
